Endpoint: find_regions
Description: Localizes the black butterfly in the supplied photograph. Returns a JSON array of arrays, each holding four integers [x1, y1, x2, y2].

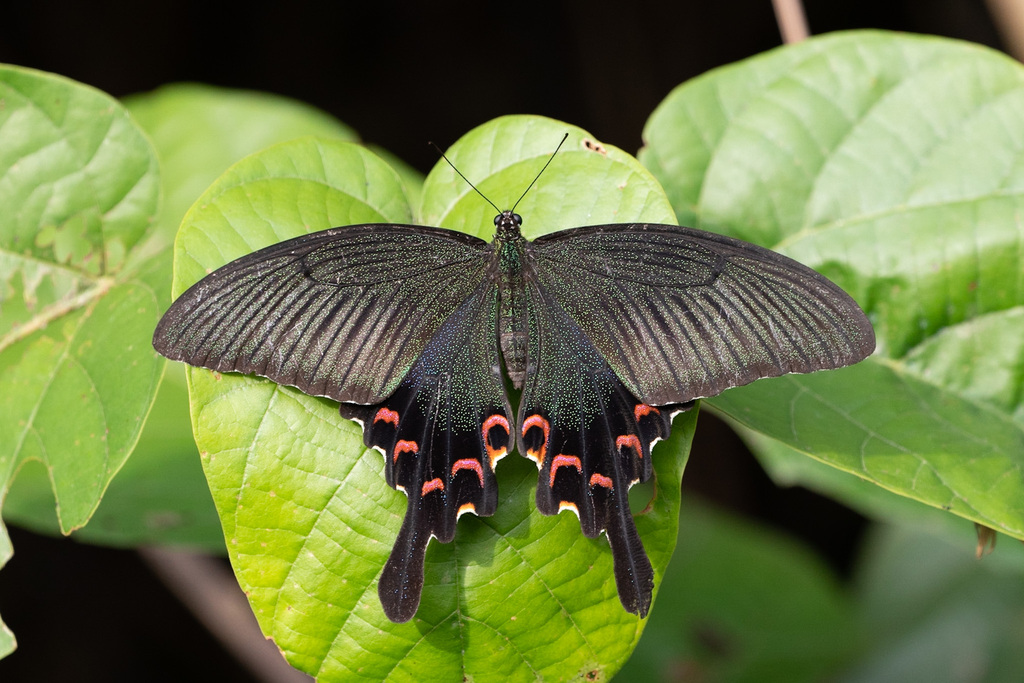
[[152, 150, 874, 623]]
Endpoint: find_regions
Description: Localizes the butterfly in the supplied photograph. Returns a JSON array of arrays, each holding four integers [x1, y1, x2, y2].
[[152, 140, 875, 623]]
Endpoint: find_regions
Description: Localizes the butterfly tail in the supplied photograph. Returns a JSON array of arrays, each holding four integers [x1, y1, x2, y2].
[[345, 391, 439, 623], [378, 495, 431, 622], [601, 488, 654, 617]]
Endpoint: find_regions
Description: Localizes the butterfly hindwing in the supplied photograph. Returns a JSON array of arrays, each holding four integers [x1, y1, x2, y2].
[[153, 224, 490, 404], [519, 277, 686, 617], [529, 224, 876, 405], [341, 280, 512, 622]]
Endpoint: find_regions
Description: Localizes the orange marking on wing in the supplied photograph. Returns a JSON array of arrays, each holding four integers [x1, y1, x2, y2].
[[589, 473, 613, 489], [421, 478, 444, 495], [634, 404, 660, 421], [457, 502, 477, 518], [482, 414, 510, 465], [522, 414, 551, 466], [483, 414, 510, 434], [452, 459, 485, 487], [393, 440, 418, 462], [616, 434, 643, 457], [549, 454, 582, 488], [374, 407, 400, 426]]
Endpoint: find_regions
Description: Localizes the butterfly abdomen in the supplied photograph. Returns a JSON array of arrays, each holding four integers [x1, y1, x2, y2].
[[496, 235, 530, 387]]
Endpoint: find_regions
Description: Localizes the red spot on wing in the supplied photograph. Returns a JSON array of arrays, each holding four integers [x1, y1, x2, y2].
[[589, 473, 613, 489], [421, 478, 444, 495], [549, 454, 582, 488], [393, 440, 418, 462], [634, 404, 660, 422], [522, 414, 551, 466], [451, 458, 485, 487], [482, 414, 510, 465], [484, 414, 510, 433], [374, 407, 400, 426], [616, 434, 643, 457]]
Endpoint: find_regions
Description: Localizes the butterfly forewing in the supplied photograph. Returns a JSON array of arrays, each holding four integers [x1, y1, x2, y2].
[[153, 224, 491, 404], [528, 224, 876, 406]]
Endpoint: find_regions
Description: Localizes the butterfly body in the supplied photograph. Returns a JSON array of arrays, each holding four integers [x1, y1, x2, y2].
[[494, 211, 531, 385], [154, 204, 874, 624]]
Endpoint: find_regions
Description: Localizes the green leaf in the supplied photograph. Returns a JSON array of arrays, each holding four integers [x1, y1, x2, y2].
[[367, 143, 426, 208], [2, 83, 361, 549], [124, 83, 359, 240], [176, 116, 692, 680], [0, 65, 162, 534], [620, 499, 856, 683], [0, 63, 162, 657], [640, 31, 1024, 541], [3, 364, 223, 550], [746, 427, 976, 532]]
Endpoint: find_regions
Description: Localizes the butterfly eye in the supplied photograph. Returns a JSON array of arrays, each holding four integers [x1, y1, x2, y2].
[[512, 213, 522, 226], [493, 215, 501, 226]]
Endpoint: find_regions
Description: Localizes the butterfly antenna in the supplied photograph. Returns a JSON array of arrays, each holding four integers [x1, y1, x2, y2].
[[511, 133, 569, 213], [430, 132, 570, 212], [429, 141, 502, 214]]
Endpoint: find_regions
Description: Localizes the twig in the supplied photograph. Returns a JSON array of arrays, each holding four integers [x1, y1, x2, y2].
[[985, 0, 1024, 61], [138, 547, 312, 683], [771, 0, 810, 44]]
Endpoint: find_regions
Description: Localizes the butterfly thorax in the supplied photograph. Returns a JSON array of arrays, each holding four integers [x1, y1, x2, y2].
[[493, 210, 529, 387]]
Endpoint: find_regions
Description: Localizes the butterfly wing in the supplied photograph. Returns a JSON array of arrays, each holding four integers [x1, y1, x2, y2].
[[518, 277, 685, 618], [153, 224, 512, 623], [153, 224, 491, 404], [520, 222, 873, 616], [341, 279, 512, 623], [528, 223, 875, 406]]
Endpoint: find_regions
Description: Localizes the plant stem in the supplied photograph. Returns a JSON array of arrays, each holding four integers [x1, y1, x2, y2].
[[772, 0, 810, 43], [985, 0, 1024, 61], [139, 547, 313, 683]]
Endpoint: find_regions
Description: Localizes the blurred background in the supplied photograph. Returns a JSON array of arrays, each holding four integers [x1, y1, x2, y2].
[[0, 0, 1009, 171], [0, 1, 1016, 681]]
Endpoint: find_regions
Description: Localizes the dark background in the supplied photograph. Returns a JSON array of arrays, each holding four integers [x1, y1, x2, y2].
[[0, 1, 1007, 680]]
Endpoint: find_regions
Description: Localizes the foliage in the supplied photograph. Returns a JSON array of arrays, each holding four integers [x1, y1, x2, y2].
[[2, 30, 1023, 680], [642, 30, 1024, 540], [174, 122, 690, 679]]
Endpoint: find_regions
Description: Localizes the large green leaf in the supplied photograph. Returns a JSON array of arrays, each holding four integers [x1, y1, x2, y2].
[[125, 83, 360, 238], [641, 31, 1024, 541], [175, 116, 693, 680], [2, 364, 223, 549], [3, 83, 360, 549], [0, 65, 162, 655]]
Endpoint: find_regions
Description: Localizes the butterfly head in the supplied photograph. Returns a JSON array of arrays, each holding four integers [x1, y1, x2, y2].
[[494, 209, 523, 242]]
